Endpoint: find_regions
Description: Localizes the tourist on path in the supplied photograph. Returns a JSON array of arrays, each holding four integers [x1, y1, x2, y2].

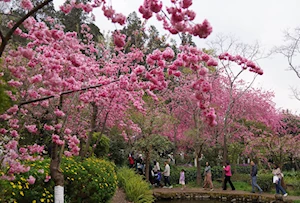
[[223, 161, 235, 190], [163, 161, 172, 188], [250, 161, 263, 193], [203, 162, 214, 191], [179, 169, 186, 190], [272, 164, 288, 196]]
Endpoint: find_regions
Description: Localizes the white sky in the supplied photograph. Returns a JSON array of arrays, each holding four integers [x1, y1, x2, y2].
[[54, 0, 300, 113]]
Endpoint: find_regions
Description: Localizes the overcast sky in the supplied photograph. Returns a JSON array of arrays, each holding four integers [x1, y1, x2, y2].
[[54, 0, 300, 113]]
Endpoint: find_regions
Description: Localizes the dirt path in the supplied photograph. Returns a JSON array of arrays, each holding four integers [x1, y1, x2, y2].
[[111, 188, 132, 203]]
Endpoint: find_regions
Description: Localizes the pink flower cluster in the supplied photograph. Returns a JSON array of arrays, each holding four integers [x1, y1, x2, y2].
[[102, 6, 126, 25], [52, 134, 65, 146], [20, 0, 33, 10], [219, 53, 264, 75], [113, 31, 126, 48], [64, 135, 80, 157], [139, 0, 212, 38]]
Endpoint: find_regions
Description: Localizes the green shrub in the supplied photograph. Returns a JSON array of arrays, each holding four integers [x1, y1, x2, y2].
[[0, 157, 117, 203], [257, 173, 273, 192], [117, 167, 154, 203], [63, 157, 117, 203]]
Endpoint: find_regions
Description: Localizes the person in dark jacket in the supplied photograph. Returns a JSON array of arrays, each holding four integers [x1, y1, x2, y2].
[[250, 161, 263, 193]]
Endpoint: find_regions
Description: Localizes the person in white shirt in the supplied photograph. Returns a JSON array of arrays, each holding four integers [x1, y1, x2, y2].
[[163, 161, 172, 188]]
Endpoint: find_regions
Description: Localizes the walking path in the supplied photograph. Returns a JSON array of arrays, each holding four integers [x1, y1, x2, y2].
[[153, 188, 300, 202]]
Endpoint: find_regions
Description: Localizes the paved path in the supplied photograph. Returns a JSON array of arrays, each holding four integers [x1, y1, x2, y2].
[[153, 188, 300, 201]]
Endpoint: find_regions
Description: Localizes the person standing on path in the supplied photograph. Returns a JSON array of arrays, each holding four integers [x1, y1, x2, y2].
[[250, 161, 263, 193], [163, 161, 172, 188], [223, 161, 235, 190], [203, 162, 214, 191], [179, 169, 186, 190]]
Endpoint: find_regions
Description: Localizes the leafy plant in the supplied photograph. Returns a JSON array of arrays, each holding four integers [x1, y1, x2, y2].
[[0, 157, 117, 203], [117, 167, 154, 203]]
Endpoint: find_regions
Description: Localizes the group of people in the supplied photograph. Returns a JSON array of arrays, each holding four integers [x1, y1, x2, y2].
[[129, 154, 288, 196]]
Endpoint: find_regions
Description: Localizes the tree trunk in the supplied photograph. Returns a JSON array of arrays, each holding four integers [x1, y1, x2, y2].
[[196, 156, 202, 186], [50, 95, 64, 203], [50, 142, 64, 203], [145, 150, 151, 182], [81, 102, 98, 158]]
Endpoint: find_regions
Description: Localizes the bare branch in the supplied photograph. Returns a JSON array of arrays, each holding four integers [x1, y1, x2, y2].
[[18, 79, 120, 107]]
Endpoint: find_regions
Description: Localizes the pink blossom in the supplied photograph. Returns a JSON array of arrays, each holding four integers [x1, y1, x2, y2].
[[44, 175, 51, 182], [54, 109, 65, 117], [28, 144, 44, 154], [60, 4, 72, 14], [113, 31, 126, 48], [150, 1, 162, 13], [5, 140, 18, 150], [0, 128, 8, 134], [64, 151, 72, 157], [162, 47, 175, 60], [25, 124, 38, 133], [20, 0, 33, 10], [0, 114, 11, 120], [52, 134, 65, 146], [64, 128, 72, 135], [19, 147, 27, 154], [27, 175, 36, 184], [38, 169, 44, 174], [7, 80, 23, 87], [102, 6, 115, 18], [182, 0, 193, 9], [139, 6, 153, 19], [112, 13, 126, 25], [10, 130, 19, 138], [44, 124, 55, 131], [30, 74, 43, 83], [55, 123, 62, 130], [7, 105, 19, 114]]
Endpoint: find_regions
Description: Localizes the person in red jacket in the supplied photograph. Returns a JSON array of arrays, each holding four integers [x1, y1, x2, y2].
[[223, 161, 235, 190], [128, 154, 134, 168]]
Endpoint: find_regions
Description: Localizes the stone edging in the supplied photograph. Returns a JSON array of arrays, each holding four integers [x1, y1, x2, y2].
[[153, 190, 292, 203]]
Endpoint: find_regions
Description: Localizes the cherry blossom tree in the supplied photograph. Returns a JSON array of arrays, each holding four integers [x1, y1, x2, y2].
[[0, 1, 221, 202]]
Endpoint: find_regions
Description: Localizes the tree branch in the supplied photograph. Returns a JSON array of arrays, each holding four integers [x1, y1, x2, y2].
[[0, 0, 53, 57], [18, 79, 120, 107]]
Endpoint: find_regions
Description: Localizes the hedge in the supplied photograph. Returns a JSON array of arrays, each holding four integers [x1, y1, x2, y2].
[[0, 157, 117, 203]]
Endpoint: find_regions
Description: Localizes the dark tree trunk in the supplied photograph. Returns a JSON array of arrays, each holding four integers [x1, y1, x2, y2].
[[196, 156, 202, 186], [81, 102, 98, 158], [50, 142, 64, 186]]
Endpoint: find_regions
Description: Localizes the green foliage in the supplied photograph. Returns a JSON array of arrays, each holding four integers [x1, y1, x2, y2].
[[233, 181, 252, 191], [134, 134, 173, 161], [256, 173, 273, 192], [0, 157, 117, 203], [108, 127, 128, 166], [92, 133, 110, 158], [117, 167, 154, 203]]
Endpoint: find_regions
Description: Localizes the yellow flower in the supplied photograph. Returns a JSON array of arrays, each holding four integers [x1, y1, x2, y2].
[[12, 192, 15, 196], [43, 193, 46, 196], [40, 198, 45, 202], [18, 185, 22, 189], [32, 200, 36, 203], [20, 191, 24, 196]]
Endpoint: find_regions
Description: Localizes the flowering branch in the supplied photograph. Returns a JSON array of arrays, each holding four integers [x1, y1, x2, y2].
[[0, 0, 53, 57]]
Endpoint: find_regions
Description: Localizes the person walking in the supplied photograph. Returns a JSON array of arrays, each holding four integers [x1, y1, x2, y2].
[[203, 162, 214, 191], [163, 161, 172, 188], [272, 164, 288, 196], [223, 161, 235, 190], [179, 169, 186, 190], [250, 161, 263, 193]]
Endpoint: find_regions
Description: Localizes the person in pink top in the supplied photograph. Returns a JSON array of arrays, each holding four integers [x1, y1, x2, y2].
[[223, 161, 235, 190]]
